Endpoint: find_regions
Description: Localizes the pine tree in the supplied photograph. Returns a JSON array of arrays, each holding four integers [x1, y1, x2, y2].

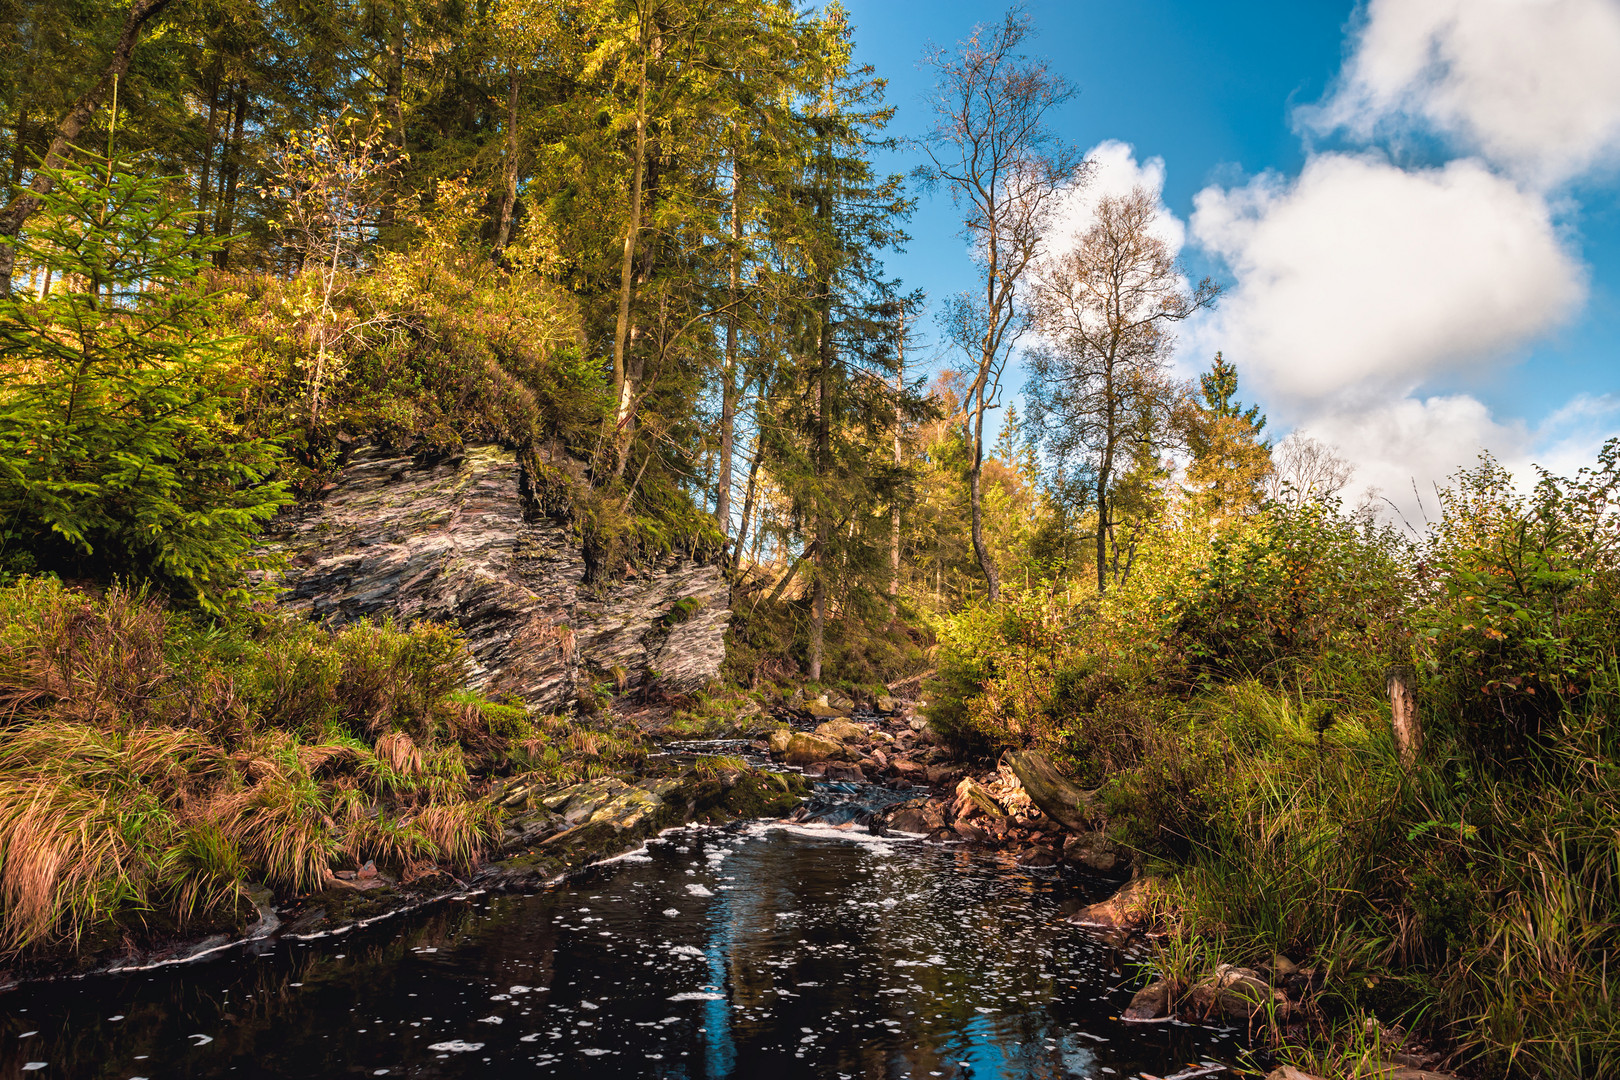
[[0, 147, 288, 606], [1184, 352, 1271, 521]]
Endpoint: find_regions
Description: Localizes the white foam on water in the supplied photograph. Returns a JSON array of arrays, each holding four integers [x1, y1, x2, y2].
[[475, 1016, 503, 1024], [667, 992, 725, 1001], [591, 846, 655, 868], [684, 884, 713, 897], [669, 945, 705, 958], [426, 1041, 484, 1052], [661, 908, 680, 916]]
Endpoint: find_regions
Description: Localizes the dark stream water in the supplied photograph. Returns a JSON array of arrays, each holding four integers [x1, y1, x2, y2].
[[0, 815, 1249, 1079]]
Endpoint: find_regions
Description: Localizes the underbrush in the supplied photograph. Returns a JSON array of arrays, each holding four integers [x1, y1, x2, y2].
[[722, 578, 933, 692], [1114, 682, 1620, 1079], [0, 577, 633, 957], [927, 447, 1620, 1078]]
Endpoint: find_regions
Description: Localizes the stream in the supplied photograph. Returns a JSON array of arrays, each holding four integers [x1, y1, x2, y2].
[[0, 786, 1250, 1079]]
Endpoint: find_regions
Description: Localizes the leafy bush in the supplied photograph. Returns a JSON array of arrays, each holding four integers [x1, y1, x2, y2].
[[1170, 500, 1412, 687], [1417, 446, 1620, 760]]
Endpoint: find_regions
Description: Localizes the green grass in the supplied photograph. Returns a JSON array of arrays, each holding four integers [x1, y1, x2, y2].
[[1112, 680, 1620, 1079]]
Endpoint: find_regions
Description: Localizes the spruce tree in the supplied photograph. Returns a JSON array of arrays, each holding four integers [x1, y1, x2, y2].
[[0, 148, 288, 606]]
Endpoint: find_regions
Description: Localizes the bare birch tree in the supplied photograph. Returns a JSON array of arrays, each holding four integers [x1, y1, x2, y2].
[[915, 6, 1084, 602], [1268, 432, 1355, 507], [1029, 186, 1219, 593]]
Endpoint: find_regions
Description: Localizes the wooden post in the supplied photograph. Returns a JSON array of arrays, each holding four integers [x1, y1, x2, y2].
[[1386, 664, 1422, 767]]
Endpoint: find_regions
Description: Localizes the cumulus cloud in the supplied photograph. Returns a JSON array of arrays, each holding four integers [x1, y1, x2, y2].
[[1300, 0, 1620, 187], [1292, 391, 1620, 527], [1045, 140, 1183, 254], [1293, 394, 1528, 525], [1188, 152, 1585, 405]]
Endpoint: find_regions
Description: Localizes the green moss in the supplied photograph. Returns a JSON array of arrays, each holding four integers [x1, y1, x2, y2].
[[660, 595, 705, 627]]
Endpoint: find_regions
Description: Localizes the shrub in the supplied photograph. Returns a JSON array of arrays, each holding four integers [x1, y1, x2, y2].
[[1418, 446, 1620, 762], [1170, 500, 1412, 687]]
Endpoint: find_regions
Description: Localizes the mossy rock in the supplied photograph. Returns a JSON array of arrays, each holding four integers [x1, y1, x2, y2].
[[660, 595, 707, 627]]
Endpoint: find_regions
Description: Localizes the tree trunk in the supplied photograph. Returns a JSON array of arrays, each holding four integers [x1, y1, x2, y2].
[[9, 102, 27, 187], [610, 40, 650, 477], [735, 431, 763, 559], [0, 0, 178, 297], [716, 158, 742, 533], [808, 250, 833, 681], [969, 386, 1001, 602], [1386, 664, 1422, 766], [495, 67, 520, 250], [889, 318, 904, 620], [195, 69, 220, 233], [213, 82, 247, 269], [379, 1, 406, 236], [1095, 463, 1109, 595]]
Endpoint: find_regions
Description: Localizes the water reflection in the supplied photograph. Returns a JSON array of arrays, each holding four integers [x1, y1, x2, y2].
[[0, 821, 1245, 1079]]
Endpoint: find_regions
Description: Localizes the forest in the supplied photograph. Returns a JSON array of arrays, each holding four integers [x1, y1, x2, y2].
[[1, 2, 1619, 1078]]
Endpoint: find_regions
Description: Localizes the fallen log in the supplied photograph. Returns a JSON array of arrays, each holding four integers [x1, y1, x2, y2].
[[1005, 749, 1093, 832]]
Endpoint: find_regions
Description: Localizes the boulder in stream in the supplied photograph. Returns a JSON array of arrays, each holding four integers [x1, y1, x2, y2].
[[814, 717, 867, 744], [1185, 964, 1289, 1022], [783, 731, 845, 766], [1062, 831, 1128, 875], [1122, 979, 1172, 1021]]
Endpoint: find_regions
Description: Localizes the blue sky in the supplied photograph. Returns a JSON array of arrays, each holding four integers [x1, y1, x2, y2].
[[841, 0, 1620, 515]]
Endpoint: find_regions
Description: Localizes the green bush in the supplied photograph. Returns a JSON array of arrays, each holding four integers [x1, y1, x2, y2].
[[1170, 499, 1412, 687], [1418, 446, 1620, 761]]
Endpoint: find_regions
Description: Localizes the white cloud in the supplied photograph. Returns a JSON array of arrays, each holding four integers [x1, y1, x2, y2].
[[1291, 391, 1620, 527], [1045, 140, 1184, 254], [1294, 394, 1528, 526], [1189, 152, 1585, 405], [1301, 0, 1620, 187]]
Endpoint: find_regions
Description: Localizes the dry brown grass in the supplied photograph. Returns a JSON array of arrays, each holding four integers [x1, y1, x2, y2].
[[375, 730, 424, 777], [0, 579, 540, 955]]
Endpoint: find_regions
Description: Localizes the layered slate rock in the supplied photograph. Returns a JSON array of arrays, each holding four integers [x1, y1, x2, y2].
[[269, 444, 729, 711]]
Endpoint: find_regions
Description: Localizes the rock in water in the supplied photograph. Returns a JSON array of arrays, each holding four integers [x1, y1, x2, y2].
[[1005, 750, 1093, 832], [767, 729, 794, 755], [813, 718, 867, 744], [783, 731, 844, 766], [269, 445, 729, 711], [1122, 979, 1171, 1021], [1062, 832, 1128, 874]]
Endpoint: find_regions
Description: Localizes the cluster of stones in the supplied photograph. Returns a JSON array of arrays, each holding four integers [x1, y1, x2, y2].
[[759, 689, 1129, 876]]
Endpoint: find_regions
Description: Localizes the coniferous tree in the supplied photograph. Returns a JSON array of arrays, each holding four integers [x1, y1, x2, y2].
[[0, 151, 288, 605]]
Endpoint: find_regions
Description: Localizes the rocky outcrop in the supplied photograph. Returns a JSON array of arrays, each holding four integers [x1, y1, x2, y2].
[[269, 445, 729, 711]]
